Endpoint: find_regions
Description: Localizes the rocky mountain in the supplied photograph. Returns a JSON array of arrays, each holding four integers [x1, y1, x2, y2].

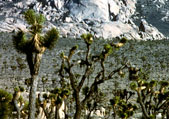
[[134, 0, 169, 36], [0, 0, 167, 40]]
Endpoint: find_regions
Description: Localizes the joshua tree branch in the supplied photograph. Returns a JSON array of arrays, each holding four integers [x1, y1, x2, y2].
[[33, 53, 43, 75], [81, 71, 102, 105], [26, 53, 34, 75], [78, 66, 91, 91], [82, 65, 127, 106], [101, 60, 105, 79], [137, 89, 150, 118], [157, 100, 168, 111], [42, 105, 50, 119], [78, 44, 91, 91]]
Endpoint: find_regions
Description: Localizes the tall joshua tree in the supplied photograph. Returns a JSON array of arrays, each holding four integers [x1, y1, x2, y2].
[[12, 10, 59, 119], [59, 34, 128, 118]]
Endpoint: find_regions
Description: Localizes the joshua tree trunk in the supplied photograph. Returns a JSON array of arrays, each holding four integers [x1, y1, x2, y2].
[[167, 105, 169, 119], [28, 53, 43, 119], [28, 75, 38, 119], [74, 92, 82, 119], [74, 105, 82, 119], [55, 105, 60, 119]]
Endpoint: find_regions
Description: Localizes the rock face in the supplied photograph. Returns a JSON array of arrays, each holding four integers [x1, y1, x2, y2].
[[138, 19, 164, 40], [0, 0, 166, 40], [134, 0, 169, 36]]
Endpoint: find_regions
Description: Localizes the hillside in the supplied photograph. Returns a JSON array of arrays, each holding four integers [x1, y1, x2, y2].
[[0, 32, 168, 91]]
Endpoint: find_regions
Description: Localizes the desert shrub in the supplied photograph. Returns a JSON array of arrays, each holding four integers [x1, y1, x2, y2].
[[0, 89, 13, 119]]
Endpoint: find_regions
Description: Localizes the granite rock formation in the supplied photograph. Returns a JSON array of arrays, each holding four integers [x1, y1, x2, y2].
[[0, 0, 166, 40]]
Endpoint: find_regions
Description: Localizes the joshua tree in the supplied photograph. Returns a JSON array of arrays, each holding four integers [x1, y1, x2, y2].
[[130, 67, 169, 119], [12, 10, 59, 119], [59, 34, 128, 119]]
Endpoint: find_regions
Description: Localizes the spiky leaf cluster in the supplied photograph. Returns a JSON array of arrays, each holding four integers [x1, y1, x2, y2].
[[128, 67, 140, 81], [120, 37, 128, 44], [12, 31, 30, 53], [68, 45, 78, 59], [82, 86, 89, 96], [110, 96, 120, 106], [14, 86, 25, 92], [118, 102, 137, 119], [13, 10, 59, 54], [47, 88, 70, 105], [0, 89, 13, 119], [110, 37, 128, 49], [104, 44, 113, 55], [42, 28, 59, 50], [110, 95, 137, 119], [81, 33, 93, 45], [24, 10, 36, 25], [24, 10, 45, 34]]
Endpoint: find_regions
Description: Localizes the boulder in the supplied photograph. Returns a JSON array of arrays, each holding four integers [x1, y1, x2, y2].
[[54, 0, 64, 10], [68, 0, 109, 22], [95, 21, 140, 39], [108, 0, 120, 16], [64, 17, 72, 23], [138, 19, 165, 40]]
